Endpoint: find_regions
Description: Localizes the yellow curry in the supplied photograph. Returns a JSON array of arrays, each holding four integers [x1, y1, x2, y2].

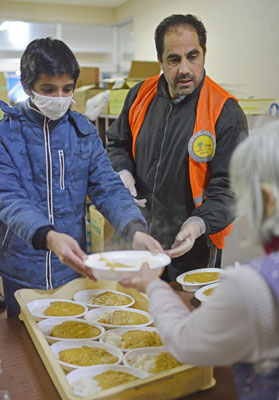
[[99, 255, 132, 270], [184, 272, 219, 284], [94, 370, 138, 390]]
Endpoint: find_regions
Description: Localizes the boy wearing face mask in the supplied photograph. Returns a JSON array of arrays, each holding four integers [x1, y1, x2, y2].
[[0, 38, 163, 317]]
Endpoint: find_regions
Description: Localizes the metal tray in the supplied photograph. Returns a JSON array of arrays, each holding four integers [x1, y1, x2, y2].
[[15, 278, 215, 400]]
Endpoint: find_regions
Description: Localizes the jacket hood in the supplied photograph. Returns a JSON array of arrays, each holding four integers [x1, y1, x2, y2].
[[0, 99, 94, 137], [0, 100, 20, 117]]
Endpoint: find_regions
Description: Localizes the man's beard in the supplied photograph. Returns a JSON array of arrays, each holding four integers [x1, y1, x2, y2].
[[167, 73, 196, 97]]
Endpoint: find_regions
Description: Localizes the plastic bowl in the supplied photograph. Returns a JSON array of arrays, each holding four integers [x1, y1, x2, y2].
[[84, 250, 171, 281], [176, 268, 224, 292], [194, 283, 220, 303], [50, 340, 123, 371]]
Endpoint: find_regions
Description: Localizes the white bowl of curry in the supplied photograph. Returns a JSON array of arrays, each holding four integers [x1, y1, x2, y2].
[[176, 268, 224, 292], [84, 250, 170, 281]]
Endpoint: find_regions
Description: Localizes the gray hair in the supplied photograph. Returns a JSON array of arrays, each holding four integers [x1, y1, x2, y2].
[[229, 122, 279, 245]]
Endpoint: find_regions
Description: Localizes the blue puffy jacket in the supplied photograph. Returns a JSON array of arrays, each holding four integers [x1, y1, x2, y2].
[[0, 99, 146, 289]]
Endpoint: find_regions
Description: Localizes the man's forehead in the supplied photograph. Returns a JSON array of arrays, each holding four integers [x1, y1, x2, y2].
[[163, 25, 200, 53], [165, 23, 197, 37]]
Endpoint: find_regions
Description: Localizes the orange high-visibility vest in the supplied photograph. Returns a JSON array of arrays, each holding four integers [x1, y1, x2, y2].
[[129, 74, 237, 249]]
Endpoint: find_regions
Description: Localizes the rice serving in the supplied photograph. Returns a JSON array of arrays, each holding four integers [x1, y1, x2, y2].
[[131, 352, 182, 373], [105, 330, 163, 349], [72, 371, 139, 397]]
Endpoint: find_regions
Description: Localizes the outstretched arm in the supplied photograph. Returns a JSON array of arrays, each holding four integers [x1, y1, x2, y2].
[[46, 231, 96, 281]]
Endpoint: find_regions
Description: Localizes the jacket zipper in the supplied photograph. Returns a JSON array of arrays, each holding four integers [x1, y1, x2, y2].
[[58, 150, 65, 190], [1, 227, 9, 247], [149, 103, 173, 234], [43, 117, 54, 290]]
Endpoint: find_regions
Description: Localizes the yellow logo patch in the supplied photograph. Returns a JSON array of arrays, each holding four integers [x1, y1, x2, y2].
[[193, 135, 214, 158], [188, 130, 216, 162]]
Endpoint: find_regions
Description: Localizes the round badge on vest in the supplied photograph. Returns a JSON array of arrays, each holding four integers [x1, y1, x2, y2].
[[188, 130, 216, 162]]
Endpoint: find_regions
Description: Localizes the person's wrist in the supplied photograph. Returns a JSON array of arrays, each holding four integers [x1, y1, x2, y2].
[[32, 225, 55, 250], [46, 230, 57, 250], [190, 221, 202, 238], [181, 217, 205, 238], [124, 223, 147, 245]]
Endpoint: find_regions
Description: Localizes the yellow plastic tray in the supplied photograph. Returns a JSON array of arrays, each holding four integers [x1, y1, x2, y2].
[[15, 278, 215, 400]]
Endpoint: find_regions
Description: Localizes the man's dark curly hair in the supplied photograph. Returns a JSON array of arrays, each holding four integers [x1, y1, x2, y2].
[[155, 14, 207, 61]]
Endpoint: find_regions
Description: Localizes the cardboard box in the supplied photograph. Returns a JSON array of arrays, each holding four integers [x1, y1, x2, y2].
[[0, 73, 9, 119], [238, 98, 277, 115], [127, 60, 161, 81], [76, 67, 99, 88], [72, 85, 106, 114], [109, 88, 129, 115], [0, 73, 8, 101], [108, 60, 161, 115], [90, 205, 127, 253]]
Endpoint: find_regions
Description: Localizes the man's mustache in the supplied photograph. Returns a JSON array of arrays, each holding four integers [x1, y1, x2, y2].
[[175, 74, 194, 82]]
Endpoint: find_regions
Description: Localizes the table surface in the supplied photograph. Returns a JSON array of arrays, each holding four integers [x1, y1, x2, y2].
[[0, 284, 237, 400]]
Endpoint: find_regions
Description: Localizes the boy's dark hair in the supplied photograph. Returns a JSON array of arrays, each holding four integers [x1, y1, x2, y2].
[[20, 37, 80, 91], [155, 14, 207, 61]]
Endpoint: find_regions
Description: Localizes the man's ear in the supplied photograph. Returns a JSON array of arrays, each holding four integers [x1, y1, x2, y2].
[[261, 182, 275, 218]]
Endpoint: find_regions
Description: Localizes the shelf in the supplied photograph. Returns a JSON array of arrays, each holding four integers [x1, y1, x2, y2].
[[94, 113, 119, 146]]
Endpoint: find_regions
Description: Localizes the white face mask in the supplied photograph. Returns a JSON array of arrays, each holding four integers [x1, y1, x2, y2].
[[31, 91, 73, 120]]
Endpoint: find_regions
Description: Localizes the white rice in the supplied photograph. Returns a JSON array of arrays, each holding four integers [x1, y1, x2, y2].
[[72, 378, 101, 397], [130, 354, 156, 372], [105, 331, 123, 347]]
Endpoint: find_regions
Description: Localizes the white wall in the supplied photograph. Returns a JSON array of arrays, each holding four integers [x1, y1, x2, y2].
[[0, 1, 116, 24], [117, 0, 279, 98], [0, 2, 118, 72], [1, 0, 278, 97]]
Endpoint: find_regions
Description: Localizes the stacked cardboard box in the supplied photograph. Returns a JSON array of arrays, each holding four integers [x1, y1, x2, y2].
[[89, 205, 128, 253], [72, 62, 161, 117], [0, 73, 9, 118], [238, 98, 277, 115], [75, 67, 99, 88], [72, 67, 103, 114], [72, 85, 106, 114], [108, 60, 161, 115]]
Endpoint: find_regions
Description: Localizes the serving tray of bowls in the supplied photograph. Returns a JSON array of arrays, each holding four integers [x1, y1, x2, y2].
[[15, 277, 215, 399]]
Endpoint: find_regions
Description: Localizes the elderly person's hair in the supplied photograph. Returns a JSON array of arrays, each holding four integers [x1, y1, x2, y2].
[[229, 125, 279, 244]]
